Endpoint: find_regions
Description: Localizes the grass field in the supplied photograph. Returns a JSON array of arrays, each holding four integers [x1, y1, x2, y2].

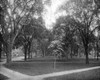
[[4, 58, 100, 76], [44, 68, 100, 80]]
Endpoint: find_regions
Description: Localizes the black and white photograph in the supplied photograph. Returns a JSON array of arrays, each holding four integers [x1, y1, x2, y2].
[[0, 0, 100, 80]]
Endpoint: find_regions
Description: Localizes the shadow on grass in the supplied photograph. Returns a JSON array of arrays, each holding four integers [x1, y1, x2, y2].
[[0, 74, 9, 80]]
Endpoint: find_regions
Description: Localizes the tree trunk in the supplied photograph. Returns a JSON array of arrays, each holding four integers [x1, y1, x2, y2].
[[24, 44, 28, 61], [6, 33, 18, 63], [0, 49, 1, 61], [6, 52, 11, 63], [79, 29, 89, 64], [24, 49, 27, 61], [84, 45, 89, 64], [0, 43, 2, 61], [41, 47, 45, 57], [28, 41, 32, 59], [25, 52, 27, 61], [6, 44, 12, 63], [97, 51, 99, 60], [70, 47, 72, 58], [28, 45, 30, 59], [96, 43, 99, 60]]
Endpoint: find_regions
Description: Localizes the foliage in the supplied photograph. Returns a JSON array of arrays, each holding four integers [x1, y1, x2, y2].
[[49, 0, 100, 63], [0, 0, 44, 62]]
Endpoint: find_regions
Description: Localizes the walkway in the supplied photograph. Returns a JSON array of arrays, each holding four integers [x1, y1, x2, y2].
[[0, 57, 100, 80], [0, 64, 100, 80]]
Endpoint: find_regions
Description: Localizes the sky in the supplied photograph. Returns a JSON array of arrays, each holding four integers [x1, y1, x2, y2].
[[43, 0, 69, 30], [7, 0, 69, 30]]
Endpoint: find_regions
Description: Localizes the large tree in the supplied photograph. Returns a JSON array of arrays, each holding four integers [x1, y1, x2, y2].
[[62, 0, 100, 64], [0, 2, 5, 60], [0, 0, 43, 63]]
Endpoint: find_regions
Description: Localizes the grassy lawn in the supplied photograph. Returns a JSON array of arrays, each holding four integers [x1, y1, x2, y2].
[[0, 74, 9, 80], [4, 58, 100, 76], [44, 69, 100, 80]]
